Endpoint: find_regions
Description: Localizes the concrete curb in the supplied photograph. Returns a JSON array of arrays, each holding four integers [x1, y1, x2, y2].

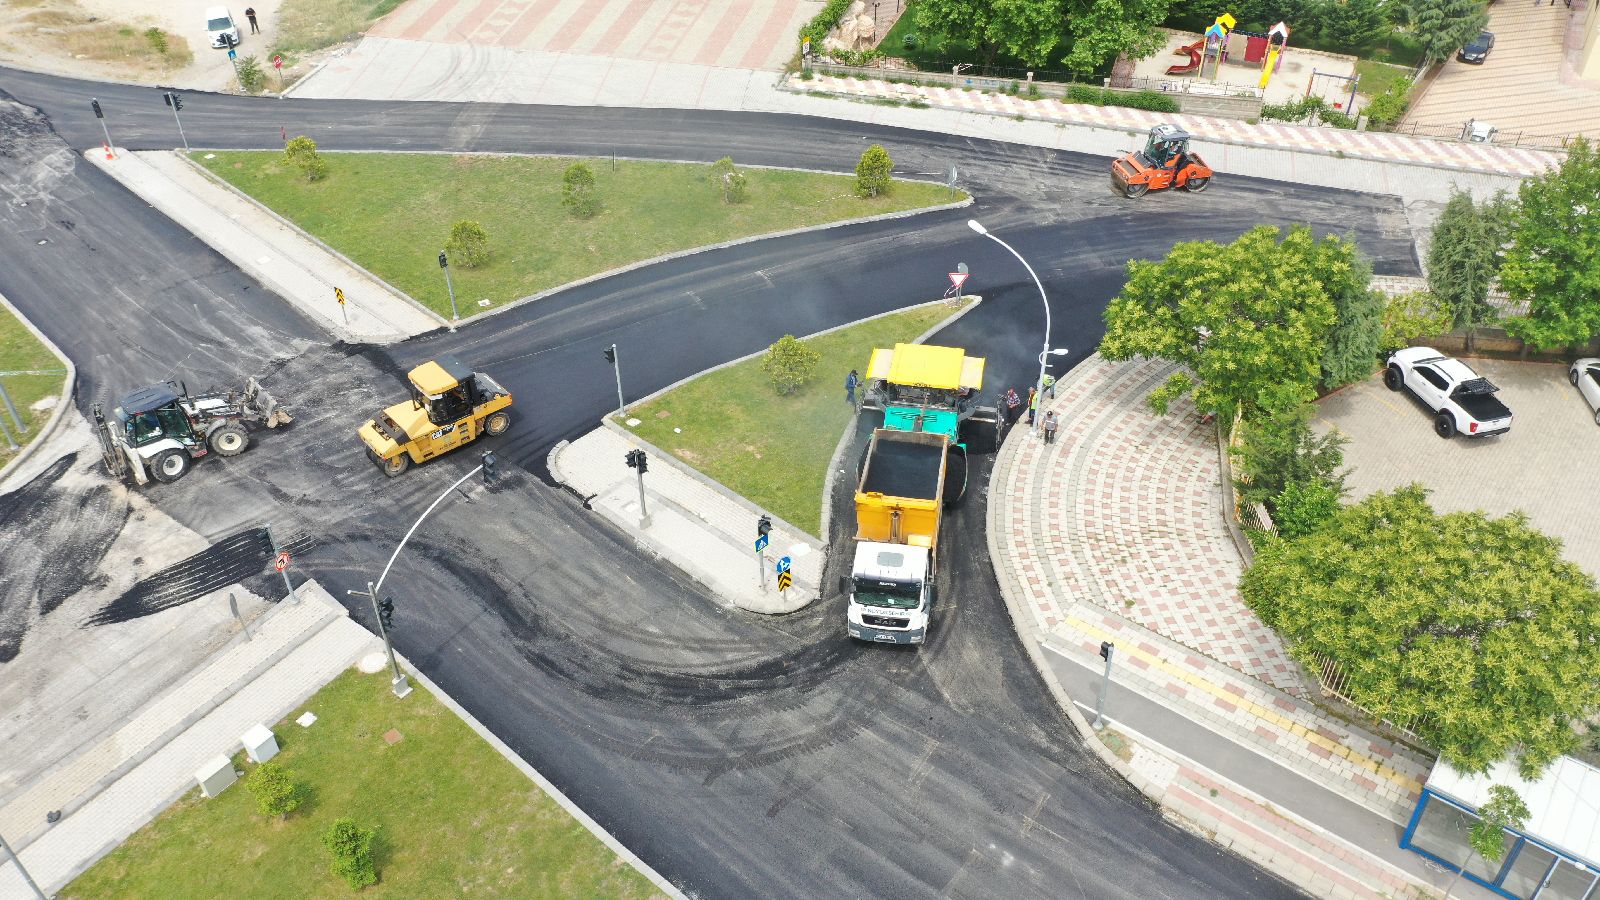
[[277, 59, 333, 99], [781, 80, 1555, 181], [180, 147, 970, 330], [0, 288, 78, 492], [175, 151, 450, 335], [398, 658, 685, 899]]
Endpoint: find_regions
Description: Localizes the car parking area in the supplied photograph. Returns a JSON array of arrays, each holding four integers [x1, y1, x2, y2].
[[1400, 0, 1600, 143], [1316, 358, 1600, 579]]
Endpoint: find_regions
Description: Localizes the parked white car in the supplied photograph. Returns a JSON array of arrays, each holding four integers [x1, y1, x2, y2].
[[1569, 358, 1600, 425], [206, 7, 240, 49], [1385, 347, 1513, 438]]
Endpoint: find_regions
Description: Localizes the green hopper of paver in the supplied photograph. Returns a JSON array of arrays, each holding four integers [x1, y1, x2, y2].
[[859, 343, 1007, 456]]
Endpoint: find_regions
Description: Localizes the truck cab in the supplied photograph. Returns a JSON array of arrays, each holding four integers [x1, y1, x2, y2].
[[847, 542, 931, 643]]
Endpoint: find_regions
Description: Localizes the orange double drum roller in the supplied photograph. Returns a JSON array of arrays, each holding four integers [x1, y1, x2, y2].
[[1110, 123, 1214, 198]]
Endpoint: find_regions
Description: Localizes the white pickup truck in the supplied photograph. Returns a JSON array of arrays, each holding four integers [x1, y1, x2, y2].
[[1384, 347, 1512, 438]]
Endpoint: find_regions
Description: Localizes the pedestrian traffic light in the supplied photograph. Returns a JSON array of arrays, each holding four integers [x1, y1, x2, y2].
[[482, 450, 499, 484], [378, 596, 395, 629], [625, 449, 648, 472], [1099, 641, 1114, 661], [636, 451, 647, 473], [163, 92, 183, 111], [438, 251, 448, 269], [757, 514, 772, 538], [603, 344, 617, 365], [91, 98, 103, 119]]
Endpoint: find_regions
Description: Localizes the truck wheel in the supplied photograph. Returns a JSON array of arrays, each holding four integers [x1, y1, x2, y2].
[[151, 449, 191, 483], [1123, 181, 1148, 199], [1384, 367, 1403, 391], [1593, 407, 1600, 426], [1571, 368, 1582, 386], [484, 411, 511, 436], [1433, 412, 1457, 438], [208, 423, 250, 457], [381, 454, 410, 477], [1184, 176, 1210, 193]]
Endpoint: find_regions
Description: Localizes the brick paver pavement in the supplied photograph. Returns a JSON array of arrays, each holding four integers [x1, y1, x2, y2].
[[1011, 354, 1303, 692], [791, 73, 1561, 178], [992, 354, 1435, 826], [372, 0, 820, 71]]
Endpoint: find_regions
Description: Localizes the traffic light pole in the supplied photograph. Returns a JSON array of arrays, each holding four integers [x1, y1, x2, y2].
[[608, 344, 626, 418], [166, 93, 189, 152], [91, 97, 115, 157], [1093, 642, 1115, 730], [439, 252, 459, 330], [0, 831, 46, 900], [369, 581, 409, 698], [634, 466, 650, 529]]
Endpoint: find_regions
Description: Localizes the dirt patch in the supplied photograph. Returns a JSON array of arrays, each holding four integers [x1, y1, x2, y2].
[[0, 0, 194, 80]]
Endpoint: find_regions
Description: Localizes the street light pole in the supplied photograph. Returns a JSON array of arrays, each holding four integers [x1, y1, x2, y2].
[[604, 344, 626, 418], [1093, 641, 1115, 730], [969, 219, 1051, 434], [348, 582, 410, 698]]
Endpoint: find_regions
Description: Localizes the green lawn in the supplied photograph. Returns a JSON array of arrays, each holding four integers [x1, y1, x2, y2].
[[197, 152, 964, 320], [625, 299, 970, 537], [63, 669, 659, 900], [0, 303, 67, 468], [270, 0, 411, 64], [1355, 59, 1411, 100]]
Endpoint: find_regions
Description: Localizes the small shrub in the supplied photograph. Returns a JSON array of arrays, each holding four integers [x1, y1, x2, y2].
[[831, 48, 883, 66], [1065, 84, 1104, 105], [445, 220, 490, 268], [1364, 79, 1412, 129], [323, 818, 377, 889], [761, 334, 822, 395], [709, 157, 749, 202], [561, 162, 599, 218], [1273, 479, 1342, 539], [799, 0, 853, 48], [282, 135, 327, 182], [855, 144, 893, 198], [1381, 290, 1452, 352], [236, 55, 264, 93], [1026, 82, 1042, 99], [902, 33, 919, 50], [245, 760, 303, 819], [1110, 90, 1181, 113], [798, 69, 814, 81], [144, 27, 169, 55]]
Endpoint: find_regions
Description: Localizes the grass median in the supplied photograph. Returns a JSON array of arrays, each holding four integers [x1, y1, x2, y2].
[[196, 152, 965, 320], [63, 669, 659, 900], [0, 303, 67, 468], [624, 299, 971, 538]]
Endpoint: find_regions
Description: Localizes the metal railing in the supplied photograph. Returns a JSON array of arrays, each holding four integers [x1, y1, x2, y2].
[[1377, 119, 1571, 152], [1304, 650, 1432, 744]]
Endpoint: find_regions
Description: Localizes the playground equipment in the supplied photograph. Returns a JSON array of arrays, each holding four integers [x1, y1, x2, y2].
[[1111, 124, 1213, 198], [1201, 14, 1236, 80], [1166, 38, 1204, 76], [1259, 22, 1290, 89]]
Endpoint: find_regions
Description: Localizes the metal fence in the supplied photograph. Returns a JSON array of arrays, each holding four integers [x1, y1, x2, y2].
[[1377, 119, 1571, 152]]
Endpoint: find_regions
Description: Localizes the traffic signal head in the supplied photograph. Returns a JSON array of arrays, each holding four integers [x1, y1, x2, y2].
[[625, 449, 647, 471], [379, 596, 395, 629], [637, 452, 647, 473], [438, 251, 448, 269], [603, 344, 616, 365], [173, 94, 182, 111], [482, 450, 499, 484], [1099, 641, 1114, 661], [91, 98, 104, 119], [757, 515, 772, 537]]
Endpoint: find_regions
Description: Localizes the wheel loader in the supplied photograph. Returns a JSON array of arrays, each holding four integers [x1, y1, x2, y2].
[[358, 355, 513, 477], [93, 377, 291, 485], [1111, 123, 1214, 198]]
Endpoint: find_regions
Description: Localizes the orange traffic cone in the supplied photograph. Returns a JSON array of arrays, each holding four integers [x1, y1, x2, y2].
[[103, 142, 114, 160]]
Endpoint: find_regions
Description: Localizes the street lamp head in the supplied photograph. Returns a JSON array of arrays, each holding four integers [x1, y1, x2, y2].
[[1048, 348, 1070, 356], [966, 219, 987, 235]]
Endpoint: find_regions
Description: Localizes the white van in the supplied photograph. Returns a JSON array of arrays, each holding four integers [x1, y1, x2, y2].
[[206, 7, 240, 49]]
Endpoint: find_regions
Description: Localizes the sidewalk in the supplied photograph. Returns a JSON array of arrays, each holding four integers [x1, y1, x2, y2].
[[549, 422, 823, 615], [0, 580, 380, 896], [988, 354, 1488, 899], [83, 149, 444, 344], [791, 72, 1559, 179]]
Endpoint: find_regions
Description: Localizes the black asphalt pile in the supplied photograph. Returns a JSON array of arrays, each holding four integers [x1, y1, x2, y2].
[[0, 453, 127, 662], [862, 437, 943, 499], [83, 526, 288, 626]]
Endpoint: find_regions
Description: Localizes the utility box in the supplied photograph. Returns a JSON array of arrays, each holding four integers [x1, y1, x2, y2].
[[195, 755, 237, 798], [241, 724, 279, 763]]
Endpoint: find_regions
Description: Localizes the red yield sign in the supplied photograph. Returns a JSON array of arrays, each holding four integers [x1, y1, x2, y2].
[[948, 271, 969, 290]]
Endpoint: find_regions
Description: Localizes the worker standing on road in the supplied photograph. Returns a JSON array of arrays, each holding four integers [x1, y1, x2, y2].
[[845, 369, 860, 406], [245, 7, 259, 33], [1003, 387, 1022, 425], [1043, 410, 1059, 444]]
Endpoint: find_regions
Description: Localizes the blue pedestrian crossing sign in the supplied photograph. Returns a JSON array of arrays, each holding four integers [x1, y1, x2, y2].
[[776, 555, 791, 575], [755, 533, 769, 553], [228, 48, 237, 60]]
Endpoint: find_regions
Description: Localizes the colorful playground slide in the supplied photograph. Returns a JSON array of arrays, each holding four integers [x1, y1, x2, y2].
[[1166, 39, 1204, 75]]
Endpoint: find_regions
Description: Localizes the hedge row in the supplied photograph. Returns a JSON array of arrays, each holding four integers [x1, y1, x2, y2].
[[799, 0, 853, 48], [1064, 85, 1181, 113]]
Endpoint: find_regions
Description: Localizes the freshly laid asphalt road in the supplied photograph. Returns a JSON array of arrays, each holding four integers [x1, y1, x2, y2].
[[0, 65, 1421, 898]]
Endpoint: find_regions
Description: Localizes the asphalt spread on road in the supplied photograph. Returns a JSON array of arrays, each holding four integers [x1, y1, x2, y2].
[[0, 64, 1424, 897]]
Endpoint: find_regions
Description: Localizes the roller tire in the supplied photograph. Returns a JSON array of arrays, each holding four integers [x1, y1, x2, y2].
[[208, 423, 249, 457], [151, 449, 191, 483], [381, 454, 411, 477], [484, 411, 511, 436], [1184, 175, 1210, 193], [1123, 181, 1149, 198]]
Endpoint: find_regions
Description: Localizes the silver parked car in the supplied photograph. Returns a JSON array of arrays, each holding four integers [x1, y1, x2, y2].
[[1569, 358, 1600, 424]]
